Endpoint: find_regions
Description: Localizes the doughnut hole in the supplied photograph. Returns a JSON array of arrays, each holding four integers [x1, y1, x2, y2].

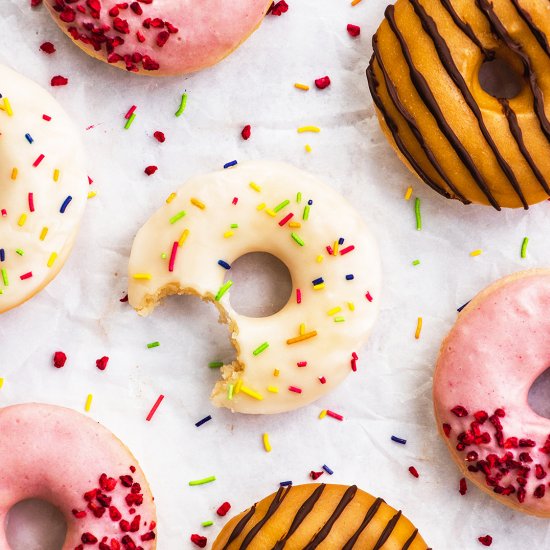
[[528, 367, 550, 419], [5, 499, 67, 549], [478, 56, 524, 100], [224, 252, 292, 317]]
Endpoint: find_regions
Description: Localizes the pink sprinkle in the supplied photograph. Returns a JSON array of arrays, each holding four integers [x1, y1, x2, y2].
[[340, 245, 355, 255], [288, 386, 302, 394], [125, 105, 137, 119], [347, 24, 361, 37], [88, 176, 93, 185], [144, 165, 158, 176], [241, 125, 251, 140], [153, 131, 165, 143], [42, 114, 52, 121], [315, 76, 331, 90], [146, 395, 164, 421], [326, 245, 334, 255], [296, 288, 302, 304], [232, 197, 239, 205], [352, 352, 358, 360], [351, 357, 357, 372], [1, 209, 6, 217], [168, 241, 178, 272], [28, 193, 35, 212], [365, 291, 373, 302], [318, 376, 326, 384], [408, 466, 419, 478], [20, 272, 33, 280], [51, 75, 68, 87], [297, 361, 307, 367], [33, 154, 45, 167], [326, 410, 344, 421], [278, 212, 294, 226]]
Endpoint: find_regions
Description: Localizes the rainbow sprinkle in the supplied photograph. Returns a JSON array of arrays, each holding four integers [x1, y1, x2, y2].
[[85, 394, 93, 412], [189, 476, 216, 486], [215, 280, 233, 301], [175, 93, 188, 117], [414, 197, 421, 230], [252, 342, 269, 356], [521, 237, 529, 258], [146, 394, 164, 421], [263, 433, 272, 452]]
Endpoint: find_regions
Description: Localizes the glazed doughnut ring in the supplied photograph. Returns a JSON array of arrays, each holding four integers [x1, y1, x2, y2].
[[435, 270, 550, 517], [367, 0, 550, 209], [0, 64, 88, 314], [41, 0, 273, 75], [212, 483, 428, 549], [0, 403, 157, 547], [128, 161, 381, 414]]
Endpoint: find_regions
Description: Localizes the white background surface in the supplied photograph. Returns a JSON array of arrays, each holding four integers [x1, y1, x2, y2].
[[1, 0, 550, 548]]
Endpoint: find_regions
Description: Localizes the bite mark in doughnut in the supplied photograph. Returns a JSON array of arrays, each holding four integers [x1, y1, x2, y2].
[[212, 483, 429, 549], [40, 0, 273, 76], [128, 161, 381, 414], [0, 403, 157, 547], [434, 270, 550, 517], [367, 0, 550, 208], [0, 64, 87, 314]]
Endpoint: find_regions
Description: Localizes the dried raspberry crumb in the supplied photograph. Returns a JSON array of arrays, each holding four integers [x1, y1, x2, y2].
[[40, 42, 56, 54], [216, 501, 231, 516], [51, 75, 68, 87], [459, 477, 467, 495], [241, 125, 251, 140], [53, 351, 67, 368], [442, 423, 451, 437], [190, 534, 207, 548], [478, 535, 493, 546], [72, 509, 87, 518], [81, 533, 98, 544], [451, 405, 468, 417], [270, 0, 288, 15], [153, 131, 165, 143], [315, 76, 331, 90], [30, 0, 42, 6], [347, 24, 360, 37], [141, 531, 156, 541], [96, 356, 109, 371], [408, 466, 419, 478], [156, 31, 170, 47], [113, 17, 130, 34], [120, 294, 129, 302], [144, 166, 158, 176], [310, 470, 324, 480]]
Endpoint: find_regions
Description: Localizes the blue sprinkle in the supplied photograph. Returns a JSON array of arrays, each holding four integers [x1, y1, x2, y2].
[[307, 199, 313, 205], [322, 464, 333, 475], [218, 260, 231, 270], [391, 435, 407, 445], [457, 300, 470, 313], [25, 133, 34, 144], [312, 277, 324, 286], [345, 274, 354, 281], [0, 249, 4, 262], [224, 160, 238, 169], [59, 196, 72, 214], [279, 480, 293, 487], [195, 415, 212, 428], [338, 237, 345, 245]]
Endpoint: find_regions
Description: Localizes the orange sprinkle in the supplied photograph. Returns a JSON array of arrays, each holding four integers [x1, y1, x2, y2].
[[287, 330, 318, 345]]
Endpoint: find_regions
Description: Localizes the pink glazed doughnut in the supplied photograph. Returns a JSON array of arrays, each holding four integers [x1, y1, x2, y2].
[[0, 403, 157, 548], [41, 0, 273, 75], [434, 269, 550, 517]]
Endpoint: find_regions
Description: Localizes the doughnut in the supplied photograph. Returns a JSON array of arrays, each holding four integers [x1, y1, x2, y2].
[[367, 0, 550, 209], [212, 483, 429, 549], [41, 0, 273, 76], [0, 64, 88, 314], [434, 269, 550, 517], [128, 161, 381, 414], [0, 403, 157, 547]]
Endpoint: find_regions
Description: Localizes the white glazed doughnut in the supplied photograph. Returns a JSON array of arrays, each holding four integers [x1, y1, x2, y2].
[[0, 64, 87, 314], [128, 161, 381, 414]]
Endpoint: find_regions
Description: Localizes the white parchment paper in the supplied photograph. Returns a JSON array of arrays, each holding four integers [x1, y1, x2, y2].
[[2, 1, 550, 548]]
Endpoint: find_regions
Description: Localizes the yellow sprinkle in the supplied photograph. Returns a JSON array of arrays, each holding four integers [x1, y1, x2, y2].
[[415, 317, 423, 339], [347, 302, 355, 311], [0, 378, 3, 389], [263, 433, 272, 452], [265, 209, 276, 217], [297, 126, 321, 134], [299, 323, 306, 335], [3, 98, 13, 116], [470, 249, 482, 257], [191, 197, 205, 210], [234, 378, 243, 395], [166, 192, 177, 204], [313, 283, 325, 290], [132, 273, 152, 280], [267, 385, 279, 393], [319, 409, 327, 419], [53, 169, 60, 182], [273, 369, 280, 377], [333, 241, 339, 255], [327, 306, 342, 316], [18, 214, 27, 227], [351, 0, 362, 5], [287, 330, 318, 345], [47, 252, 58, 268], [316, 255, 324, 263], [249, 182, 261, 192], [404, 186, 413, 201], [85, 394, 93, 412], [257, 203, 266, 211], [39, 227, 49, 241], [240, 385, 264, 401], [87, 191, 97, 199], [223, 231, 234, 238], [178, 229, 190, 246], [305, 144, 312, 153], [294, 83, 310, 91], [11, 168, 18, 180], [289, 222, 301, 228]]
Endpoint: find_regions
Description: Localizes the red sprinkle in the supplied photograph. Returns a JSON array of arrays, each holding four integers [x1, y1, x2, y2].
[[297, 361, 307, 367], [278, 213, 294, 226], [168, 241, 178, 272], [365, 291, 373, 302], [28, 193, 35, 212], [232, 197, 239, 205], [153, 131, 166, 143], [288, 386, 302, 394], [408, 466, 419, 478], [33, 154, 45, 167], [326, 410, 344, 421], [190, 534, 207, 548], [146, 394, 164, 421], [478, 535, 493, 546], [216, 502, 231, 516], [96, 356, 109, 371], [125, 105, 137, 119], [51, 75, 68, 87], [53, 351, 67, 368], [42, 114, 52, 121], [241, 125, 251, 140], [340, 245, 355, 255], [40, 42, 56, 54], [347, 24, 361, 37], [144, 165, 158, 176], [296, 288, 302, 304], [20, 272, 33, 280], [318, 376, 326, 384], [459, 477, 467, 495], [315, 76, 331, 90]]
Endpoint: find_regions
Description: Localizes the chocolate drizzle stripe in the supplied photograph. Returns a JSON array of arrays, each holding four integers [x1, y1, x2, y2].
[[366, 61, 454, 201], [372, 36, 470, 203], [385, 5, 501, 209], [341, 497, 384, 549], [477, 0, 550, 142], [222, 504, 257, 550], [373, 510, 402, 550], [510, 0, 550, 58], [302, 485, 358, 549], [409, 0, 528, 208], [402, 528, 419, 550], [271, 484, 326, 550], [239, 486, 290, 550], [499, 98, 549, 193]]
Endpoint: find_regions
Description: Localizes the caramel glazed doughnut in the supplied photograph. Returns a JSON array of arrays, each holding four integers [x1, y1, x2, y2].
[[212, 483, 429, 549], [40, 0, 273, 76], [128, 161, 381, 414], [367, 0, 550, 209]]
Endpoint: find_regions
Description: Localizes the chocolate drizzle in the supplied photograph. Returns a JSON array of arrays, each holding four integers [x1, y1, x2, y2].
[[510, 0, 550, 58], [222, 504, 257, 550], [384, 4, 501, 209], [373, 510, 402, 550], [402, 528, 419, 549], [341, 496, 383, 549]]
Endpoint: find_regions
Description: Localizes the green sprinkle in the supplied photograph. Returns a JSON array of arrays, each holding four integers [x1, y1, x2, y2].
[[124, 113, 136, 130], [296, 192, 302, 203], [1, 268, 8, 286], [175, 93, 188, 117], [15, 249, 24, 256], [412, 259, 420, 266], [209, 361, 224, 369], [273, 199, 290, 213], [291, 232, 305, 246], [253, 342, 269, 356], [521, 237, 529, 259], [303, 204, 310, 221], [202, 521, 214, 528], [215, 280, 233, 301], [227, 384, 234, 400], [415, 197, 422, 231], [147, 341, 160, 349], [334, 316, 345, 323], [169, 211, 186, 224], [189, 475, 216, 486], [230, 223, 239, 229]]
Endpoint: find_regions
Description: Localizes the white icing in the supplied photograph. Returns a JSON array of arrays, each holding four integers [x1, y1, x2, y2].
[[128, 161, 381, 414]]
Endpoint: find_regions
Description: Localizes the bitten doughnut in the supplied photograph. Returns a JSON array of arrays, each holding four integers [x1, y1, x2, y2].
[[128, 161, 381, 414], [434, 269, 550, 517], [367, 0, 550, 209], [0, 64, 87, 314], [0, 403, 157, 547], [212, 483, 428, 549], [41, 0, 273, 76]]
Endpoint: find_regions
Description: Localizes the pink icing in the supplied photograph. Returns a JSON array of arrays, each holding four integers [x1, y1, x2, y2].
[[434, 272, 550, 515], [0, 403, 156, 548], [43, 0, 271, 75]]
